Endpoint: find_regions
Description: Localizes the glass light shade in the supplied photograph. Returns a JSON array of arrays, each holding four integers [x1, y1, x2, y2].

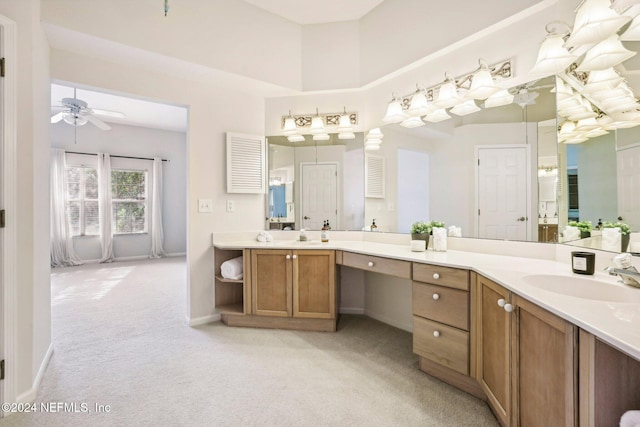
[[551, 78, 573, 101], [435, 80, 463, 108], [563, 136, 589, 144], [366, 128, 384, 141], [310, 115, 325, 134], [585, 128, 609, 138], [596, 114, 614, 127], [282, 116, 297, 136], [382, 99, 408, 124], [287, 134, 305, 143], [557, 95, 583, 111], [567, 110, 598, 121], [577, 35, 636, 71], [312, 133, 330, 141], [399, 116, 425, 128], [408, 91, 433, 116], [484, 89, 514, 108], [364, 141, 381, 151], [530, 34, 578, 75], [621, 15, 640, 40], [424, 108, 451, 123], [466, 66, 501, 100], [338, 113, 353, 132], [338, 132, 356, 140], [450, 99, 481, 116], [559, 121, 578, 138], [585, 68, 624, 87], [63, 113, 88, 126], [575, 117, 601, 131], [564, 0, 631, 48], [602, 99, 639, 113]]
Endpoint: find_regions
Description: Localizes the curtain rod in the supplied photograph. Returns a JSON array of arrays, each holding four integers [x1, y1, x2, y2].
[[65, 151, 169, 162]]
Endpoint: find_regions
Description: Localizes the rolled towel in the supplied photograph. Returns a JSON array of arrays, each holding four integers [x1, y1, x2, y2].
[[448, 226, 462, 237], [620, 410, 640, 427], [221, 256, 243, 280]]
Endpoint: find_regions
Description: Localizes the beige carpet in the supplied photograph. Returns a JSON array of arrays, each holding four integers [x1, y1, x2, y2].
[[1, 256, 498, 427]]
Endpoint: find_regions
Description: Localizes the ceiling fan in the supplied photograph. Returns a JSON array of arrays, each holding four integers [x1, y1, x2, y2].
[[51, 88, 125, 130]]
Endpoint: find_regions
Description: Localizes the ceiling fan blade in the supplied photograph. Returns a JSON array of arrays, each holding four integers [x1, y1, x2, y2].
[[51, 105, 67, 112], [86, 115, 111, 130], [91, 108, 125, 119], [51, 112, 65, 123]]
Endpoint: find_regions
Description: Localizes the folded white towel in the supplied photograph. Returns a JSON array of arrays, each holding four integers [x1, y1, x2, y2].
[[620, 410, 640, 427], [221, 256, 243, 280], [256, 231, 273, 242], [448, 226, 462, 237]]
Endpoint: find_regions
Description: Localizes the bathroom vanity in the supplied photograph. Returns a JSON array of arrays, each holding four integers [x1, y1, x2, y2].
[[213, 235, 640, 426]]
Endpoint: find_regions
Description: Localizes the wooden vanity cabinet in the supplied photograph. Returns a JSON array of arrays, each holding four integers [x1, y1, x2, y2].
[[236, 248, 337, 331], [412, 264, 483, 398], [476, 275, 577, 427]]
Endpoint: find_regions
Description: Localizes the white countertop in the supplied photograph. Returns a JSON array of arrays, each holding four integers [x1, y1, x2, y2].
[[215, 239, 640, 360]]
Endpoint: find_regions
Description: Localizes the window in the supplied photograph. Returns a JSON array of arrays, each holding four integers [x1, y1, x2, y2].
[[111, 169, 148, 234], [66, 165, 148, 236], [67, 166, 100, 236]]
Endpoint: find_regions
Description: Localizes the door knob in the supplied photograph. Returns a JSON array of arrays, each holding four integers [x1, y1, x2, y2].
[[497, 298, 506, 307], [432, 293, 440, 300], [433, 273, 440, 279], [292, 254, 297, 260], [286, 254, 291, 260], [517, 217, 526, 222], [504, 303, 514, 313], [367, 261, 374, 267], [433, 331, 440, 338], [303, 216, 311, 220]]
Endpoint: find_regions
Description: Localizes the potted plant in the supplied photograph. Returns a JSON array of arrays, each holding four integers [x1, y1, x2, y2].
[[429, 220, 445, 231], [411, 221, 432, 245], [603, 221, 631, 252], [568, 220, 592, 239]]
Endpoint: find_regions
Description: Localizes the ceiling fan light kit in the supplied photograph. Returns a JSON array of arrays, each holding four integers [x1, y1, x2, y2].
[[50, 87, 125, 132]]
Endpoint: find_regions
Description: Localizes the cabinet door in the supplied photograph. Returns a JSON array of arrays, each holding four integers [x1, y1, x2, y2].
[[251, 249, 292, 317], [293, 250, 335, 319], [513, 295, 577, 427], [476, 275, 512, 426]]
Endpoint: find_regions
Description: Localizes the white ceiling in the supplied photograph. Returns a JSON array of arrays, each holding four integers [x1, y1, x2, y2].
[[51, 82, 188, 132], [242, 0, 384, 24]]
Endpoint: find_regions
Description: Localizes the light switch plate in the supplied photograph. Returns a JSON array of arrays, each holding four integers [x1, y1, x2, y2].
[[198, 199, 213, 213]]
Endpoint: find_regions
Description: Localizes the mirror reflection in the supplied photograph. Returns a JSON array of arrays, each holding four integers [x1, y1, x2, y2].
[[266, 134, 365, 231]]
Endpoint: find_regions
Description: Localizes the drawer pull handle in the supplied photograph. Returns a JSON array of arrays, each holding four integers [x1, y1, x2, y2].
[[497, 298, 506, 307], [433, 331, 440, 338], [504, 303, 514, 313], [433, 273, 440, 279], [286, 254, 291, 260], [432, 293, 440, 300], [292, 254, 297, 260], [368, 261, 374, 267]]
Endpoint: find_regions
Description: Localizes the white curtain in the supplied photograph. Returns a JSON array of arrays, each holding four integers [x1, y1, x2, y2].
[[97, 153, 114, 263], [150, 157, 166, 258], [50, 149, 83, 267]]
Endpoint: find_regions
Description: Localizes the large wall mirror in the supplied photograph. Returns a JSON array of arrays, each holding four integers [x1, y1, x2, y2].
[[266, 134, 365, 231]]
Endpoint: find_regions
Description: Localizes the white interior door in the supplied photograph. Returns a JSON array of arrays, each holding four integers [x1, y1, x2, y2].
[[617, 144, 640, 231], [477, 146, 528, 240], [301, 163, 337, 230]]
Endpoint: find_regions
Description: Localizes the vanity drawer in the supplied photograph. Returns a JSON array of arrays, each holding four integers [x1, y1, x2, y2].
[[341, 252, 411, 279], [412, 282, 469, 331], [413, 263, 469, 291], [413, 316, 469, 375]]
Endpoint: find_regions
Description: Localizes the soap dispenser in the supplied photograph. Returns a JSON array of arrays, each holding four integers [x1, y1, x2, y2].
[[321, 221, 329, 243], [299, 229, 308, 242]]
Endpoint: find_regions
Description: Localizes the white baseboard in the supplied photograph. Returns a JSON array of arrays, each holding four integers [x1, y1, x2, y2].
[[187, 314, 221, 327], [339, 307, 365, 315], [166, 252, 186, 257], [15, 344, 53, 404], [364, 310, 412, 333]]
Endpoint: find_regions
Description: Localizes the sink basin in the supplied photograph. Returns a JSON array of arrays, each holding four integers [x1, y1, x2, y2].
[[522, 274, 640, 303], [271, 240, 323, 246]]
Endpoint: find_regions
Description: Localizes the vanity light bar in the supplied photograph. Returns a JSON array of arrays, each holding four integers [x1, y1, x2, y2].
[[395, 58, 513, 109], [280, 111, 358, 129]]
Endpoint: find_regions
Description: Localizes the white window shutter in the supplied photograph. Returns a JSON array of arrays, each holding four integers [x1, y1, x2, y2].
[[365, 153, 385, 198], [226, 132, 266, 194]]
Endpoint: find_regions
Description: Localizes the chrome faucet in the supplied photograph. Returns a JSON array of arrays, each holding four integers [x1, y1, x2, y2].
[[605, 253, 640, 288]]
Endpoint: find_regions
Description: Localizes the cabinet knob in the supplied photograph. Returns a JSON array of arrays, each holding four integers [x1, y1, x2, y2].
[[368, 261, 374, 267], [497, 298, 506, 307], [432, 293, 440, 300], [433, 273, 440, 279], [292, 254, 297, 260], [286, 254, 291, 260], [433, 331, 440, 338], [504, 303, 514, 313]]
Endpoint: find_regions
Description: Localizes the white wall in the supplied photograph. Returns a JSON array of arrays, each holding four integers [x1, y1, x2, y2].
[[0, 0, 51, 402], [51, 122, 187, 260], [41, 0, 303, 90]]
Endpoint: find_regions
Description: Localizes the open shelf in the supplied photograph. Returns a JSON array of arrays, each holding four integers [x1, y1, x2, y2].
[[216, 303, 244, 315]]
